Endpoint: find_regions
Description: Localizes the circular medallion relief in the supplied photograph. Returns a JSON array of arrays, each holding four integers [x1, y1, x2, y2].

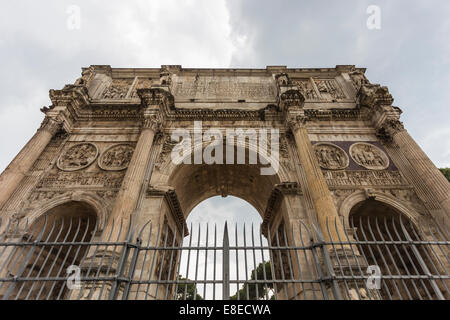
[[98, 144, 134, 171], [349, 142, 389, 170], [313, 143, 349, 170], [57, 143, 98, 171]]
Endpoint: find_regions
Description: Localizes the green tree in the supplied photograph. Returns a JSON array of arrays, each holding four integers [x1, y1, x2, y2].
[[439, 168, 450, 182], [230, 261, 274, 300], [176, 275, 203, 300]]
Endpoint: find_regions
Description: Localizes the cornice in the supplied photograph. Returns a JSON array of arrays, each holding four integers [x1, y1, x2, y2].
[[146, 185, 189, 236], [261, 182, 302, 236], [48, 85, 90, 108], [358, 84, 394, 109]]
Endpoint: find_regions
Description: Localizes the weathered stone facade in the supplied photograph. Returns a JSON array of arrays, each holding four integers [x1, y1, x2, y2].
[[0, 65, 449, 300]]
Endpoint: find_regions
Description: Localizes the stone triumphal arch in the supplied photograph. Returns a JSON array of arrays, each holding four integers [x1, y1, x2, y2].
[[0, 65, 449, 300]]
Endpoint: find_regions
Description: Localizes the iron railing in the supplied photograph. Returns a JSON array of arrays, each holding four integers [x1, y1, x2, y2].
[[0, 216, 448, 300]]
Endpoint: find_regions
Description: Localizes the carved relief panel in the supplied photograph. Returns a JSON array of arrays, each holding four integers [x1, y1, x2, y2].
[[313, 143, 349, 170], [98, 144, 134, 171], [57, 143, 98, 171], [102, 79, 133, 99], [349, 142, 389, 170], [27, 141, 137, 213]]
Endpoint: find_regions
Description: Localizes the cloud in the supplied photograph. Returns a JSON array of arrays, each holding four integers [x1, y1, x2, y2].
[[0, 0, 235, 171], [0, 1, 448, 179], [225, 0, 450, 167]]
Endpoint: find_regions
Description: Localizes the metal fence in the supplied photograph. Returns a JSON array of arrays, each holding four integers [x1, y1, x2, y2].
[[0, 215, 448, 300]]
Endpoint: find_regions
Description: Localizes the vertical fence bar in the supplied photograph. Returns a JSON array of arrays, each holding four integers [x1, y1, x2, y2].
[[213, 224, 217, 300], [398, 217, 445, 300], [222, 222, 230, 301], [1, 217, 449, 301], [108, 218, 135, 300], [313, 224, 342, 300]]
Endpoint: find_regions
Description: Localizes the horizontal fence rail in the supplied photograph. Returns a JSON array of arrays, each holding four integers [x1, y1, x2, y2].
[[0, 215, 448, 300]]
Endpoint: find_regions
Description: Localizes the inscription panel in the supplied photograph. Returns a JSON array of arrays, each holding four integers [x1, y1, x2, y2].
[[171, 75, 277, 102]]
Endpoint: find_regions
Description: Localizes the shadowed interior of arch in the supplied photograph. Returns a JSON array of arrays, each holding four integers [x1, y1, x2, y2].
[[349, 199, 442, 300], [3, 201, 97, 300]]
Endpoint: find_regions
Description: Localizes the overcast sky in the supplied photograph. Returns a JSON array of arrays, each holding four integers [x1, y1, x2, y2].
[[1, 0, 448, 295], [0, 0, 449, 173], [1, 1, 449, 196]]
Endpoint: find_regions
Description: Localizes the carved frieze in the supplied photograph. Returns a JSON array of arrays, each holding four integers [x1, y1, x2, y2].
[[37, 171, 125, 189], [98, 144, 134, 171], [349, 143, 389, 170], [324, 170, 405, 187], [57, 143, 98, 171], [313, 143, 349, 170]]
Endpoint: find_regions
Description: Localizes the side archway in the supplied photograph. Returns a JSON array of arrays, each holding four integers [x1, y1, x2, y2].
[[3, 199, 99, 300], [342, 191, 443, 300], [22, 191, 108, 231], [338, 189, 420, 230]]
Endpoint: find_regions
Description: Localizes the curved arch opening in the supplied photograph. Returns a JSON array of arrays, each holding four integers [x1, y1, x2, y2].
[[4, 201, 97, 300], [349, 199, 440, 300], [169, 162, 280, 219], [155, 142, 285, 300], [187, 195, 262, 225], [175, 196, 273, 300]]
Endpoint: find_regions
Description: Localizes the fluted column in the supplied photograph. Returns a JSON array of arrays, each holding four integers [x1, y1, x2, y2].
[[0, 117, 61, 211], [104, 110, 161, 241], [288, 116, 346, 242], [377, 118, 450, 218]]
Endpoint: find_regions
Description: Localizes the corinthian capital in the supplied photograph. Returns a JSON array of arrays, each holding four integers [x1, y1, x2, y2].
[[137, 87, 174, 109], [376, 118, 405, 142], [279, 89, 305, 111], [39, 116, 63, 135], [286, 113, 308, 132], [142, 112, 162, 132]]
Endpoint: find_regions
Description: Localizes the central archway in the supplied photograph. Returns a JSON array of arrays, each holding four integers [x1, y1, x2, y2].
[[169, 163, 281, 218], [176, 196, 270, 300], [145, 138, 297, 300]]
